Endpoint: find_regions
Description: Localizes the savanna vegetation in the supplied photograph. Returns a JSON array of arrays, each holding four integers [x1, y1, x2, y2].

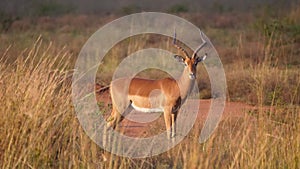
[[0, 1, 299, 168]]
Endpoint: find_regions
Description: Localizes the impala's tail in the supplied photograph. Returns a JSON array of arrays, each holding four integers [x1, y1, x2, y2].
[[96, 83, 110, 93]]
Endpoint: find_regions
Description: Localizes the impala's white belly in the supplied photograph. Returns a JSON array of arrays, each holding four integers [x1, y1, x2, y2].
[[131, 102, 164, 113], [129, 89, 164, 113]]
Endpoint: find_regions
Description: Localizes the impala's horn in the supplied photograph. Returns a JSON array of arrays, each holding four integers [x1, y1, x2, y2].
[[173, 29, 190, 59], [192, 31, 207, 59]]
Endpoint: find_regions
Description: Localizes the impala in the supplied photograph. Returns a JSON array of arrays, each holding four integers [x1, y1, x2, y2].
[[106, 31, 207, 138]]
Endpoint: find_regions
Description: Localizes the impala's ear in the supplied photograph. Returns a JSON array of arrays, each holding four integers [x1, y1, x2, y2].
[[174, 55, 185, 63], [195, 53, 207, 64]]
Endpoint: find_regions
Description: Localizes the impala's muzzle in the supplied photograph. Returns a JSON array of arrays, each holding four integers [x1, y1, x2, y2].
[[189, 73, 195, 79]]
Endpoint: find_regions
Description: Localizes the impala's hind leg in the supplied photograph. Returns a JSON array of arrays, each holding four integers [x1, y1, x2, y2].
[[106, 102, 132, 129], [103, 105, 122, 149], [106, 106, 120, 129]]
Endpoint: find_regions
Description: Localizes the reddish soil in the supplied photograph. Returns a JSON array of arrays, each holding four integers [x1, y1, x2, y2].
[[96, 84, 258, 138]]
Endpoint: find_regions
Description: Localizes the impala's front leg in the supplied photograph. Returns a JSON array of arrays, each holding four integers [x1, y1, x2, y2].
[[171, 112, 177, 138], [163, 106, 172, 139]]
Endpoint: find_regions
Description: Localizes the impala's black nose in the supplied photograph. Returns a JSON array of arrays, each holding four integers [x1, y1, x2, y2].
[[189, 73, 195, 79]]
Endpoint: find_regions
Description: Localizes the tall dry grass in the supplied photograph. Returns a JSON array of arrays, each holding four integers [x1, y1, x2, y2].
[[0, 37, 104, 168]]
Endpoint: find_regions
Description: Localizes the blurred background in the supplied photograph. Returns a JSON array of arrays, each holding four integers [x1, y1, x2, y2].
[[0, 0, 297, 16]]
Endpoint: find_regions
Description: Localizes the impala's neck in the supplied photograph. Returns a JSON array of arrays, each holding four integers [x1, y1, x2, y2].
[[177, 67, 195, 101]]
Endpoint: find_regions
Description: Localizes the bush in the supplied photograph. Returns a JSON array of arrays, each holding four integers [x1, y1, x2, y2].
[[35, 1, 75, 16], [168, 4, 189, 13], [0, 11, 19, 32], [120, 5, 141, 15]]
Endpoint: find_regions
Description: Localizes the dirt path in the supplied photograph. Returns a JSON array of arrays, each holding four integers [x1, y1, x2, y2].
[[96, 85, 257, 138]]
